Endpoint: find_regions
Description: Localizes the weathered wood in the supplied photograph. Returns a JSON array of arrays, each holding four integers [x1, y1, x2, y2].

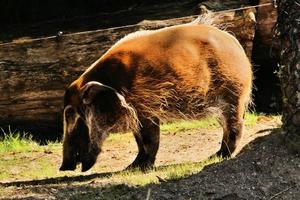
[[0, 9, 256, 137]]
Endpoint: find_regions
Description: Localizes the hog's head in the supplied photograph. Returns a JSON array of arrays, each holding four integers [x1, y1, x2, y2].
[[59, 81, 138, 172]]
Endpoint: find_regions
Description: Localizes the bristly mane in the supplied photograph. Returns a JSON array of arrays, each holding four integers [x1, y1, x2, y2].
[[108, 13, 225, 55]]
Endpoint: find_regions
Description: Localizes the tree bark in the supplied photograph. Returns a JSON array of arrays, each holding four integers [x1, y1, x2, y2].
[[275, 0, 300, 153]]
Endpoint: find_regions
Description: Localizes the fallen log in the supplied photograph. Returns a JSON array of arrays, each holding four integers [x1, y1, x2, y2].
[[0, 8, 256, 139]]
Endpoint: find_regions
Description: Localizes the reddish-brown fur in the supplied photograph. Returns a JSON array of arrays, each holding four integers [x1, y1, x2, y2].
[[60, 23, 252, 172]]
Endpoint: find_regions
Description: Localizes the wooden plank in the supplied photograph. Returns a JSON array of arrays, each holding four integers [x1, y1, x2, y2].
[[0, 9, 256, 137]]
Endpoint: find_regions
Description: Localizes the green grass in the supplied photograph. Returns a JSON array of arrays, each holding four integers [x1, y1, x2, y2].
[[0, 153, 59, 180], [244, 112, 259, 127], [0, 127, 41, 153], [106, 156, 222, 186], [108, 117, 219, 141], [0, 128, 63, 180], [161, 117, 219, 133], [161, 112, 260, 133]]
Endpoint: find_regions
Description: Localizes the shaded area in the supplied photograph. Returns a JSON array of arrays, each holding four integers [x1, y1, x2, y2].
[[0, 0, 199, 42], [251, 0, 282, 114], [1, 128, 299, 199], [132, 129, 300, 200], [251, 32, 282, 114], [0, 171, 113, 187]]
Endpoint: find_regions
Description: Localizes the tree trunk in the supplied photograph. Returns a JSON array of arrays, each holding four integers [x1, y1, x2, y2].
[[275, 0, 300, 153]]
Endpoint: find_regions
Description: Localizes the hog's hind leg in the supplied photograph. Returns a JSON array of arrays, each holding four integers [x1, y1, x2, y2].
[[217, 97, 246, 157]]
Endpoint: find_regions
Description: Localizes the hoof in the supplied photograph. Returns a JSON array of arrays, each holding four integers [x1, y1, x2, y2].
[[59, 162, 77, 171], [216, 147, 232, 158], [126, 161, 154, 172]]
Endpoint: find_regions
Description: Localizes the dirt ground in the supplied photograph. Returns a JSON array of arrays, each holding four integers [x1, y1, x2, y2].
[[135, 128, 300, 200], [0, 117, 299, 199]]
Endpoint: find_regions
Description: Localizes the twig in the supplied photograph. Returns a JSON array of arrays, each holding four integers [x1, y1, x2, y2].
[[146, 188, 151, 200], [269, 184, 296, 200], [156, 175, 167, 182]]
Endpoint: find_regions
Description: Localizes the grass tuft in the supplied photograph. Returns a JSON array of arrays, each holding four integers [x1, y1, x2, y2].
[[244, 112, 258, 127], [161, 117, 219, 133], [0, 127, 40, 153]]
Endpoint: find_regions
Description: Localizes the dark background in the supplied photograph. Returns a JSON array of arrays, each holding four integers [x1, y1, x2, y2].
[[0, 0, 199, 42]]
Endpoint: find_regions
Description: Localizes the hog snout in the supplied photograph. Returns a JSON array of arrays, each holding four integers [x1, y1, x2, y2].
[[80, 144, 101, 172], [59, 152, 78, 171]]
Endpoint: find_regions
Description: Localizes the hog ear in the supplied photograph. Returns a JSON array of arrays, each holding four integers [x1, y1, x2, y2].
[[80, 81, 117, 105]]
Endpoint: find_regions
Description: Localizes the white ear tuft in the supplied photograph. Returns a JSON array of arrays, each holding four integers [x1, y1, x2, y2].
[[80, 81, 116, 105]]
